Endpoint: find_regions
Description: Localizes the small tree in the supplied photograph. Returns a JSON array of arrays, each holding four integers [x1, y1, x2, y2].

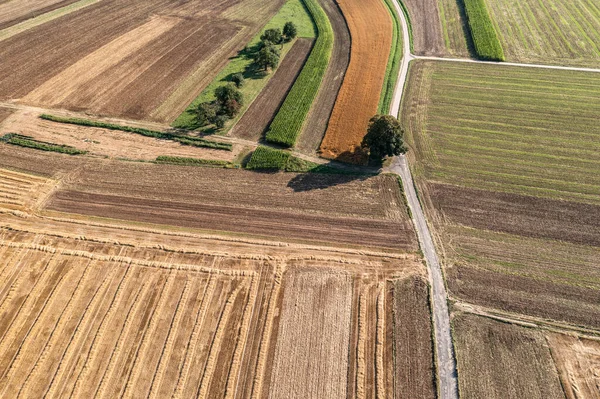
[[283, 22, 297, 42], [214, 115, 228, 129], [254, 43, 280, 71], [361, 114, 407, 160], [214, 84, 243, 118], [231, 72, 245, 88], [260, 28, 283, 45], [193, 102, 218, 127]]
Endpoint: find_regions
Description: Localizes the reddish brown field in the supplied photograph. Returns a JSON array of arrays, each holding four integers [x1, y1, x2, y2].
[[296, 0, 351, 153], [401, 0, 446, 56], [0, 0, 285, 123], [319, 0, 392, 164], [391, 276, 435, 399], [547, 333, 600, 399], [0, 0, 80, 30], [453, 313, 565, 399], [230, 38, 314, 141]]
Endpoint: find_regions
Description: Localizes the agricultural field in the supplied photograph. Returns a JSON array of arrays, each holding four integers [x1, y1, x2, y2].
[[319, 0, 393, 164], [453, 313, 565, 399], [485, 0, 600, 67], [437, 0, 471, 57], [401, 0, 446, 56], [0, 0, 80, 30], [401, 60, 600, 328], [0, 109, 243, 162], [0, 0, 286, 123], [295, 0, 351, 153]]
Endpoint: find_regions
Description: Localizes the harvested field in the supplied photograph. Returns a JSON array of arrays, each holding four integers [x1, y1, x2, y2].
[[0, 0, 80, 30], [0, 149, 417, 250], [391, 276, 435, 399], [437, 0, 471, 57], [296, 0, 351, 153], [485, 0, 600, 67], [230, 38, 314, 141], [453, 313, 565, 399], [0, 107, 12, 124], [268, 270, 352, 398], [0, 167, 54, 211], [429, 183, 600, 247], [401, 0, 446, 56], [547, 333, 600, 399], [0, 109, 241, 162], [0, 0, 286, 122], [319, 0, 393, 164]]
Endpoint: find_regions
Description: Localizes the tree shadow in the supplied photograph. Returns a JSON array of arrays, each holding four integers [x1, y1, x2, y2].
[[286, 170, 373, 192], [454, 0, 478, 58]]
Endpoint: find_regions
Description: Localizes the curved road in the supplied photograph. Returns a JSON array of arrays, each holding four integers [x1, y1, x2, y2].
[[386, 1, 459, 398]]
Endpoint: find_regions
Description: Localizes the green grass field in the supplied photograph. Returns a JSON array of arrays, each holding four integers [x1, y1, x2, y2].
[[172, 0, 316, 131], [403, 60, 600, 204], [378, 0, 403, 113], [484, 0, 600, 66]]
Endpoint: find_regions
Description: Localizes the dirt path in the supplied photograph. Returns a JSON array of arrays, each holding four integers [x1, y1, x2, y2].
[[386, 1, 458, 397]]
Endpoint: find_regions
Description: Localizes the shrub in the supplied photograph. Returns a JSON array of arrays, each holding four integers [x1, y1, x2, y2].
[[231, 72, 245, 88], [265, 0, 333, 147], [1, 133, 87, 155], [214, 115, 228, 129], [194, 102, 218, 127], [260, 28, 283, 44], [283, 21, 297, 42], [246, 146, 291, 170], [463, 0, 505, 61]]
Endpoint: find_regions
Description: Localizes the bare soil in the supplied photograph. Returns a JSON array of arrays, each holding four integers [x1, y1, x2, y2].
[[230, 38, 314, 141], [402, 0, 446, 56], [429, 182, 600, 247], [0, 107, 12, 124], [0, 0, 79, 30], [453, 313, 566, 399], [296, 0, 351, 153]]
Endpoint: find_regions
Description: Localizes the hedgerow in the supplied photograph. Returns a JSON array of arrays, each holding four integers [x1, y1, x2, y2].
[[462, 0, 505, 61], [246, 146, 291, 170], [40, 114, 232, 151], [264, 0, 333, 147], [154, 156, 236, 168], [1, 133, 87, 155]]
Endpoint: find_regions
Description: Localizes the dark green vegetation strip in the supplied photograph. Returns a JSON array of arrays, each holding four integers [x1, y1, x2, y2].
[[396, 0, 414, 52], [154, 156, 237, 168], [40, 114, 232, 151], [1, 133, 87, 155], [462, 0, 504, 61], [265, 0, 334, 147], [379, 0, 402, 113]]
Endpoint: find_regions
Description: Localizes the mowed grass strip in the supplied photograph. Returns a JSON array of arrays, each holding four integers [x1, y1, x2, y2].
[[378, 0, 402, 113], [462, 0, 504, 61], [265, 0, 334, 147], [402, 61, 600, 204], [172, 0, 316, 132], [484, 0, 600, 66]]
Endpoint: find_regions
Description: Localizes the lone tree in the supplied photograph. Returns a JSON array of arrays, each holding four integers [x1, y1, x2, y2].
[[215, 84, 243, 117], [362, 114, 407, 160], [193, 102, 218, 127], [283, 22, 297, 41], [260, 28, 283, 45], [254, 43, 280, 71], [230, 72, 245, 88]]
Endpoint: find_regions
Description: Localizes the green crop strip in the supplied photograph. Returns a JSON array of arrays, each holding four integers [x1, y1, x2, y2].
[[264, 0, 334, 147], [378, 0, 403, 113], [154, 156, 237, 168], [462, 0, 505, 61], [1, 133, 87, 155], [40, 114, 232, 151]]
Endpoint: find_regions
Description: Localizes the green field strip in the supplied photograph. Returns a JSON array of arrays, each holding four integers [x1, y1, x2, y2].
[[430, 76, 600, 93], [172, 0, 316, 131], [462, 0, 505, 60], [264, 0, 333, 147], [512, 0, 542, 53], [378, 0, 402, 113], [555, 0, 600, 55], [0, 0, 100, 42]]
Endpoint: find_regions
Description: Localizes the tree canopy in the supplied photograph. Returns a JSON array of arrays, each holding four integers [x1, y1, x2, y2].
[[283, 22, 297, 41], [254, 43, 280, 71], [361, 114, 407, 160]]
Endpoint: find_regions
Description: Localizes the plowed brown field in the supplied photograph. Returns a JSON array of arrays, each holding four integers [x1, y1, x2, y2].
[[0, 0, 80, 30], [0, 0, 285, 122], [401, 0, 446, 56], [319, 0, 392, 164], [230, 38, 314, 141]]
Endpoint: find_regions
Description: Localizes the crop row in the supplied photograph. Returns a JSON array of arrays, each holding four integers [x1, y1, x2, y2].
[[264, 0, 333, 147], [462, 0, 505, 61], [379, 0, 402, 113], [40, 114, 232, 151], [1, 133, 87, 155], [154, 156, 235, 168], [246, 146, 361, 174]]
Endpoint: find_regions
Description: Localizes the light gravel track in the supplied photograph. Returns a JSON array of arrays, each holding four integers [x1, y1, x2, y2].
[[386, 1, 458, 398]]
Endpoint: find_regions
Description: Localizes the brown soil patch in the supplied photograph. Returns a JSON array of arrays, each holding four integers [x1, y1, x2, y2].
[[0, 0, 79, 30], [0, 109, 241, 161], [296, 0, 351, 153], [429, 182, 600, 247], [392, 276, 435, 399], [402, 0, 446, 56], [453, 313, 566, 399], [0, 107, 12, 124], [547, 333, 600, 399], [230, 38, 314, 141], [0, 0, 285, 123], [319, 0, 392, 164]]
